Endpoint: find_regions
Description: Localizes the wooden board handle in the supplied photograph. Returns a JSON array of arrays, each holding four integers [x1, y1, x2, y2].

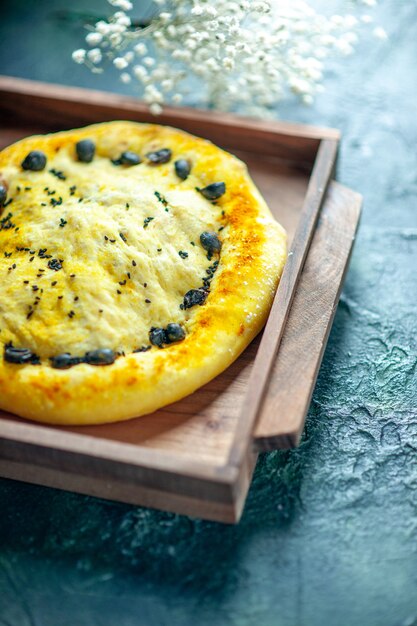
[[253, 181, 362, 450]]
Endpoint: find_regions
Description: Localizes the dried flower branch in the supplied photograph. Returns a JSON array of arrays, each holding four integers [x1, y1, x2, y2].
[[72, 0, 385, 117]]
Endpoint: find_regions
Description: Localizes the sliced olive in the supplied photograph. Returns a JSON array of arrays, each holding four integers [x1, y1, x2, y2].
[[146, 149, 172, 164], [120, 151, 141, 165], [165, 323, 186, 344], [84, 348, 115, 365], [182, 288, 208, 310], [200, 231, 222, 255], [198, 182, 226, 200], [149, 327, 167, 348], [50, 353, 82, 369], [174, 159, 191, 180], [0, 184, 7, 207], [21, 151, 47, 172], [76, 139, 95, 163], [4, 345, 40, 364]]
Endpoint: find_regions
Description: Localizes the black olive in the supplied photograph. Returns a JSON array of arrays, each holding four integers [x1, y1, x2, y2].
[[84, 348, 116, 365], [198, 182, 226, 200], [165, 323, 186, 344], [182, 288, 208, 310], [146, 149, 172, 164], [0, 184, 7, 207], [50, 353, 82, 369], [120, 151, 141, 165], [21, 151, 47, 172], [200, 231, 222, 255], [4, 345, 40, 364], [76, 139, 95, 163], [149, 327, 167, 348], [174, 159, 191, 180]]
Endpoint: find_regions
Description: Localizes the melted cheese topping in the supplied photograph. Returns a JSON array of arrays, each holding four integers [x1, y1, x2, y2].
[[0, 122, 287, 425], [0, 130, 222, 358]]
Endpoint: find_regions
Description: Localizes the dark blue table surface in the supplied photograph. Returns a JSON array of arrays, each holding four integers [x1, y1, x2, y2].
[[0, 2, 416, 625]]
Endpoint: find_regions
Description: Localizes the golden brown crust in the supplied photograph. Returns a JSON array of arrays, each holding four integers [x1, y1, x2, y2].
[[0, 121, 286, 424]]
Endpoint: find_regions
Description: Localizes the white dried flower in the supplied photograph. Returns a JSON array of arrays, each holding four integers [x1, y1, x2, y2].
[[87, 48, 102, 64], [72, 0, 381, 117], [113, 57, 128, 70], [72, 49, 86, 64], [85, 32, 103, 46]]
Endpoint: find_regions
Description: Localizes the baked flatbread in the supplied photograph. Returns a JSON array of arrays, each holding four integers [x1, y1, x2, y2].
[[0, 121, 286, 425]]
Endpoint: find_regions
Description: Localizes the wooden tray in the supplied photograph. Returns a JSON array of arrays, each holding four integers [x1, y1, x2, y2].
[[0, 76, 362, 522]]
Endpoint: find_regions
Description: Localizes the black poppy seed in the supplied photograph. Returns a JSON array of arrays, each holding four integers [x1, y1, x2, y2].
[[50, 196, 63, 207], [109, 239, 116, 243], [104, 235, 108, 241], [59, 218, 67, 228], [143, 282, 147, 288], [47, 189, 56, 196], [127, 272, 131, 279], [16, 186, 21, 192], [23, 280, 29, 284], [69, 185, 76, 195], [126, 203, 129, 209], [41, 203, 47, 206], [74, 296, 79, 301], [68, 311, 75, 318], [58, 295, 63, 300], [133, 346, 151, 353], [178, 250, 188, 259], [143, 216, 154, 228], [218, 226, 224, 231], [29, 257, 34, 262], [119, 232, 127, 242], [145, 298, 151, 304], [119, 280, 126, 286], [154, 191, 168, 206], [157, 248, 162, 252], [117, 289, 122, 295], [190, 241, 195, 246], [132, 260, 137, 266], [49, 168, 66, 180], [27, 310, 34, 319], [4, 252, 12, 258], [24, 186, 31, 191], [70, 274, 75, 278], [78, 198, 83, 203], [99, 309, 103, 313]]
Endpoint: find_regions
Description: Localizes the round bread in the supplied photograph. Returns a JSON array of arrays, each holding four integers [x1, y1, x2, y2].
[[0, 121, 286, 425]]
